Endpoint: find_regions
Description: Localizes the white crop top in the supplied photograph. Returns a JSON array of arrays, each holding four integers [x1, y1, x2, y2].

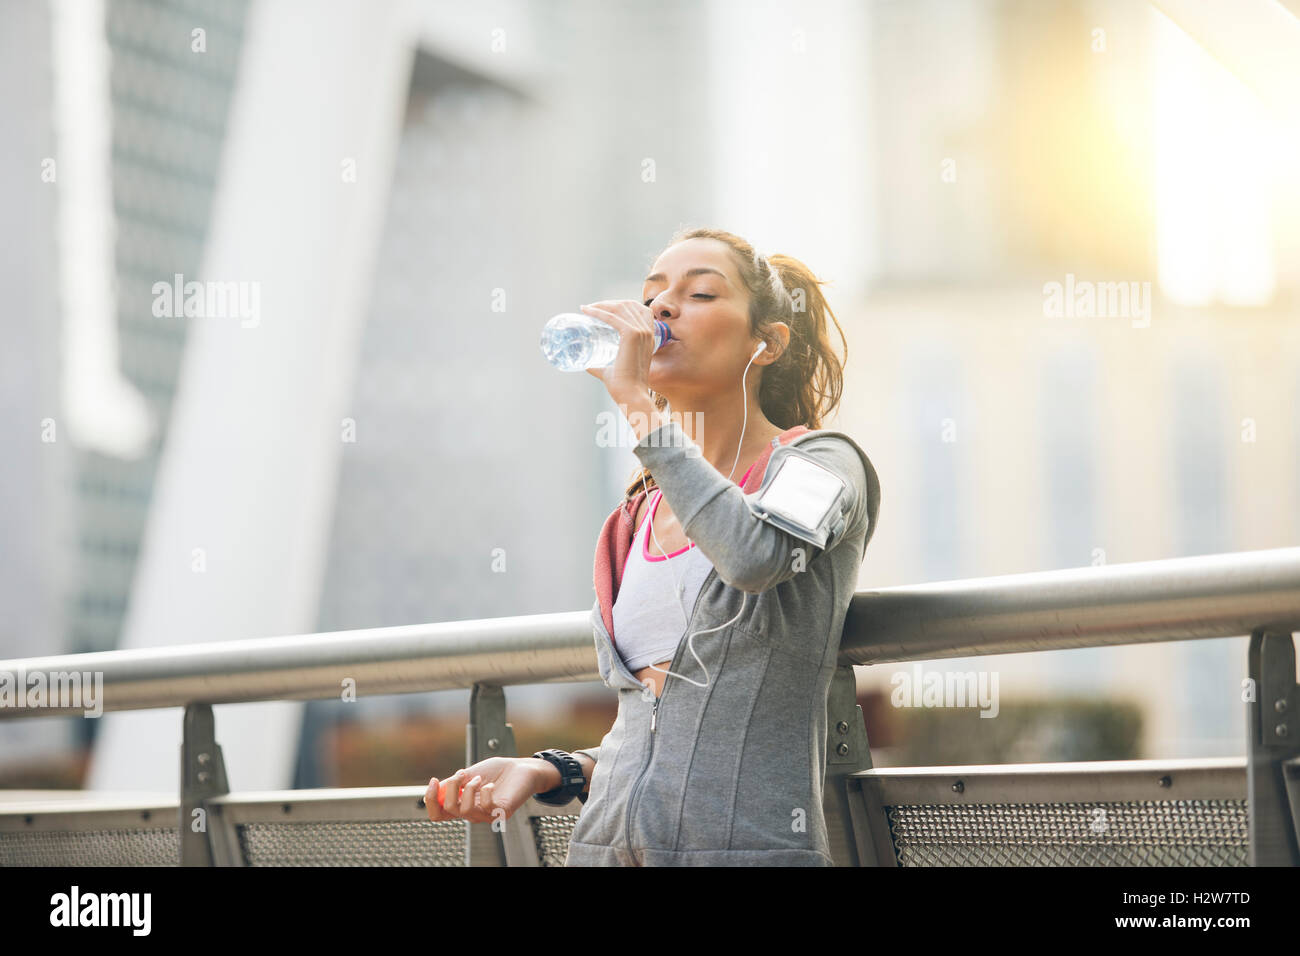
[[611, 488, 715, 672]]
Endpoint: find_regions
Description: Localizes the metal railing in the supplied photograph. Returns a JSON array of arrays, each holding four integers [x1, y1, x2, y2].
[[2, 547, 1298, 866]]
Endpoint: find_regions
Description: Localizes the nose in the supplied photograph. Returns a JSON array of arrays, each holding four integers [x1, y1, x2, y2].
[[651, 299, 673, 320]]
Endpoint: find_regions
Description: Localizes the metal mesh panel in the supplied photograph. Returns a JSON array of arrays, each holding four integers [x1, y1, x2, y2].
[[530, 813, 580, 867], [0, 828, 179, 866], [886, 800, 1249, 866], [236, 819, 467, 866]]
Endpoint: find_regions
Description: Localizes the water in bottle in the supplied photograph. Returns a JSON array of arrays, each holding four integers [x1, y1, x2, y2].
[[540, 312, 673, 371]]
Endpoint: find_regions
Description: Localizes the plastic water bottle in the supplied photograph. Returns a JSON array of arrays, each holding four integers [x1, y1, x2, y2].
[[540, 312, 672, 371]]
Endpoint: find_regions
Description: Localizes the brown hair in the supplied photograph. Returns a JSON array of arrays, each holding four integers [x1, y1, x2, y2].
[[622, 226, 848, 503]]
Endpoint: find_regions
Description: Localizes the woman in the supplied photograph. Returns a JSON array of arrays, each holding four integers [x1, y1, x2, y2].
[[425, 226, 880, 866]]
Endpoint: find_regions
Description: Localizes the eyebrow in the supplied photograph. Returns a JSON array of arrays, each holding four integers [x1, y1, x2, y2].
[[643, 267, 729, 285]]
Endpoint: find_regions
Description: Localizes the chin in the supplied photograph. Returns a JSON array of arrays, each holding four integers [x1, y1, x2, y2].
[[646, 369, 678, 392]]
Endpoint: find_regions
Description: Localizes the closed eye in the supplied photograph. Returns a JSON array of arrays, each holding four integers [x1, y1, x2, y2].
[[642, 294, 716, 306]]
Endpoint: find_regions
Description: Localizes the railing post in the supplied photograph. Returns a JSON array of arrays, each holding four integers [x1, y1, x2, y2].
[[464, 683, 536, 866], [180, 703, 230, 866], [1246, 629, 1300, 865], [824, 664, 883, 866]]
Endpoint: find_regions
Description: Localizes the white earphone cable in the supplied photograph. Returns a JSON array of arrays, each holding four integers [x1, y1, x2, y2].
[[637, 340, 767, 692]]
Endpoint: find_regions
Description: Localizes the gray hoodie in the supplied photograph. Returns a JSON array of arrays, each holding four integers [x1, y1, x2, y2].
[[564, 418, 880, 866]]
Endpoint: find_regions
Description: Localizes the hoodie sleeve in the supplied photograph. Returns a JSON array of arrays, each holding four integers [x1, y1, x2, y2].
[[572, 747, 600, 804], [631, 419, 873, 594]]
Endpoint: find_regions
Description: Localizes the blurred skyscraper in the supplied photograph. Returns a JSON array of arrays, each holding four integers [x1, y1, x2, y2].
[[0, 0, 250, 771]]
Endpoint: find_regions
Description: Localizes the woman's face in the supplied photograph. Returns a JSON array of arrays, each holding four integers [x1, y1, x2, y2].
[[641, 238, 757, 401]]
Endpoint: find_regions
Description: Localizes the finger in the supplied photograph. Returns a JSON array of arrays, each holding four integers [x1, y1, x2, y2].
[[618, 300, 653, 323], [479, 782, 504, 824], [583, 304, 655, 346], [441, 769, 465, 814], [580, 303, 627, 329], [585, 299, 651, 320], [621, 301, 657, 333], [604, 301, 650, 330], [460, 774, 483, 817], [425, 777, 445, 821]]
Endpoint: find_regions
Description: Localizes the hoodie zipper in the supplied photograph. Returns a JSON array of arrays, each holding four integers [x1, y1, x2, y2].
[[623, 565, 717, 859], [610, 449, 774, 857]]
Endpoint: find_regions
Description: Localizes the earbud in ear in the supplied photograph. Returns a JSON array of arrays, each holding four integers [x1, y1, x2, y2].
[[751, 342, 767, 360]]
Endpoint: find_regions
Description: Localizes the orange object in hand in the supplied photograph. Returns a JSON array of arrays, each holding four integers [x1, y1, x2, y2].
[[438, 778, 465, 803]]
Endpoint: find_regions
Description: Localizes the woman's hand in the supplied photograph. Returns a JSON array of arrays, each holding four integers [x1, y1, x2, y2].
[[580, 300, 661, 405], [423, 757, 551, 825]]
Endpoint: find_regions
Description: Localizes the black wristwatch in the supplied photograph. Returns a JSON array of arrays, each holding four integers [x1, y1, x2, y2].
[[531, 749, 588, 806]]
